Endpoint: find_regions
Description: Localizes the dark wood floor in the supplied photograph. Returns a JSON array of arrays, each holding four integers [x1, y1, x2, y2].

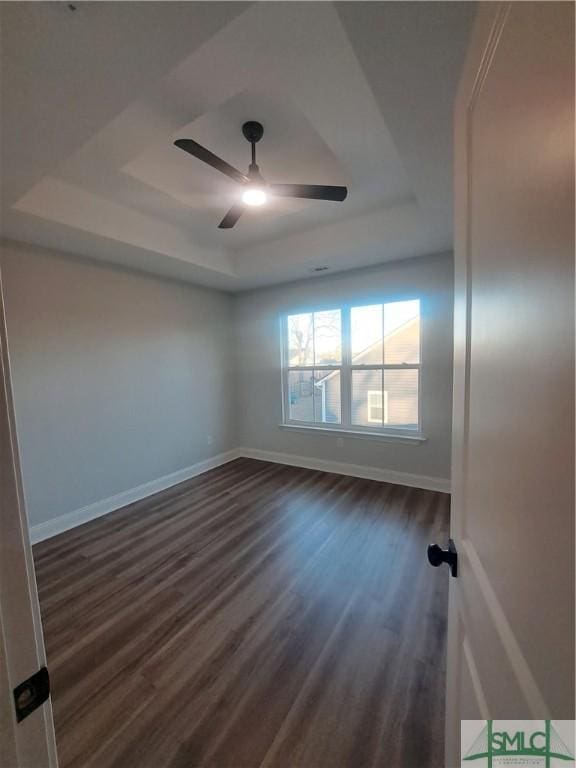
[[33, 458, 450, 768]]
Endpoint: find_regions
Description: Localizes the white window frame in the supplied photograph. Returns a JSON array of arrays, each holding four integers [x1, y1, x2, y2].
[[281, 300, 423, 439]]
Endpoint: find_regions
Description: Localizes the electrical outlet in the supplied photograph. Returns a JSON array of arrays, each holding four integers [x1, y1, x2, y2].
[[336, 437, 344, 448], [207, 435, 214, 446]]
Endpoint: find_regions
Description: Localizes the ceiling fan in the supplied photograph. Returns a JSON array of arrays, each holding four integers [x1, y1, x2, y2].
[[174, 121, 348, 229]]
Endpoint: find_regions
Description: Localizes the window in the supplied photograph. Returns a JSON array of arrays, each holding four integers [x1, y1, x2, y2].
[[367, 390, 388, 424], [282, 299, 420, 434], [285, 309, 342, 425]]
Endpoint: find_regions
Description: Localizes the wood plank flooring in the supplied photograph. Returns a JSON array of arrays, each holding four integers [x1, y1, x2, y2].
[[33, 458, 450, 768]]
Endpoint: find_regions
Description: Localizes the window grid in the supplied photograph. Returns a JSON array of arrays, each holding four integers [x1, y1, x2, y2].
[[282, 301, 421, 434]]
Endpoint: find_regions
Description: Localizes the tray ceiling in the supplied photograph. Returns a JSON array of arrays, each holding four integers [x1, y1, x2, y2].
[[0, 2, 476, 290]]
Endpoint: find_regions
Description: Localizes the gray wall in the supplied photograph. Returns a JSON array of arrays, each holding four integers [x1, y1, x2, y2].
[[0, 240, 235, 527], [234, 252, 454, 482], [1, 242, 454, 531]]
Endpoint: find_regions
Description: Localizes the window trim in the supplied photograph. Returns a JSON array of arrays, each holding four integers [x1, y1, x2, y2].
[[280, 300, 422, 438], [278, 422, 427, 444]]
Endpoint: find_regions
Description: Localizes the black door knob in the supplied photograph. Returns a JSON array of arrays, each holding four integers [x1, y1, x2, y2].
[[427, 539, 458, 577]]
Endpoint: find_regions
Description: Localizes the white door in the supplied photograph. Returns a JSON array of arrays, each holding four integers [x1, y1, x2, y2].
[[0, 267, 58, 767], [445, 2, 574, 765]]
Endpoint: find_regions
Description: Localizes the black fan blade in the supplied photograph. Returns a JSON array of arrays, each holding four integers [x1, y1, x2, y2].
[[270, 184, 348, 202], [174, 139, 249, 185], [218, 204, 244, 229]]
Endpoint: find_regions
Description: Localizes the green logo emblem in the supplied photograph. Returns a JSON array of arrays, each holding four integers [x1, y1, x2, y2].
[[464, 720, 574, 766]]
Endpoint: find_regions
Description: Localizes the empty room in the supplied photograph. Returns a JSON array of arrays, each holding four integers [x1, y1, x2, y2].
[[0, 2, 574, 767]]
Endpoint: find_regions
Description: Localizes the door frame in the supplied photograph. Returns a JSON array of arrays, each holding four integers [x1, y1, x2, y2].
[[0, 264, 58, 768]]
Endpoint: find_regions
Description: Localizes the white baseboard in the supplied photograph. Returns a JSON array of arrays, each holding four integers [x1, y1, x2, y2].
[[29, 449, 241, 544], [30, 446, 449, 543], [238, 447, 451, 494]]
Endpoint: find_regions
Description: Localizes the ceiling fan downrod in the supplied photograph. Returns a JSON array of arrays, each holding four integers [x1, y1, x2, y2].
[[242, 121, 264, 179]]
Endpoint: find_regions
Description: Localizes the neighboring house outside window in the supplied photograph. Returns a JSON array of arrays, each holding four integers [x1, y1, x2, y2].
[[367, 390, 388, 424], [282, 300, 421, 435]]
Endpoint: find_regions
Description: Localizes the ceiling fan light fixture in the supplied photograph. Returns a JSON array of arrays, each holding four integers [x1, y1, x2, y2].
[[242, 187, 267, 206], [174, 121, 348, 228]]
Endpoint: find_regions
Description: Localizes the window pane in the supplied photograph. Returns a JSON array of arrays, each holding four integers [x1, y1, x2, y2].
[[288, 313, 314, 367], [384, 369, 419, 427], [288, 370, 341, 425], [314, 370, 341, 424], [351, 304, 382, 364], [384, 300, 420, 364], [351, 369, 383, 427], [314, 309, 341, 365], [288, 370, 314, 422]]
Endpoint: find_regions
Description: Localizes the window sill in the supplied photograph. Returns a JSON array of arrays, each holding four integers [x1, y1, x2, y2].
[[279, 423, 427, 444]]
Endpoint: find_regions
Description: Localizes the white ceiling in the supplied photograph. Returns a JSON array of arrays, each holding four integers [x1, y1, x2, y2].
[[0, 2, 476, 291]]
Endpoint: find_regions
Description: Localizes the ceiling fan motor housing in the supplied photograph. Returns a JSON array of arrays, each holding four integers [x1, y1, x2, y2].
[[242, 121, 264, 144]]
